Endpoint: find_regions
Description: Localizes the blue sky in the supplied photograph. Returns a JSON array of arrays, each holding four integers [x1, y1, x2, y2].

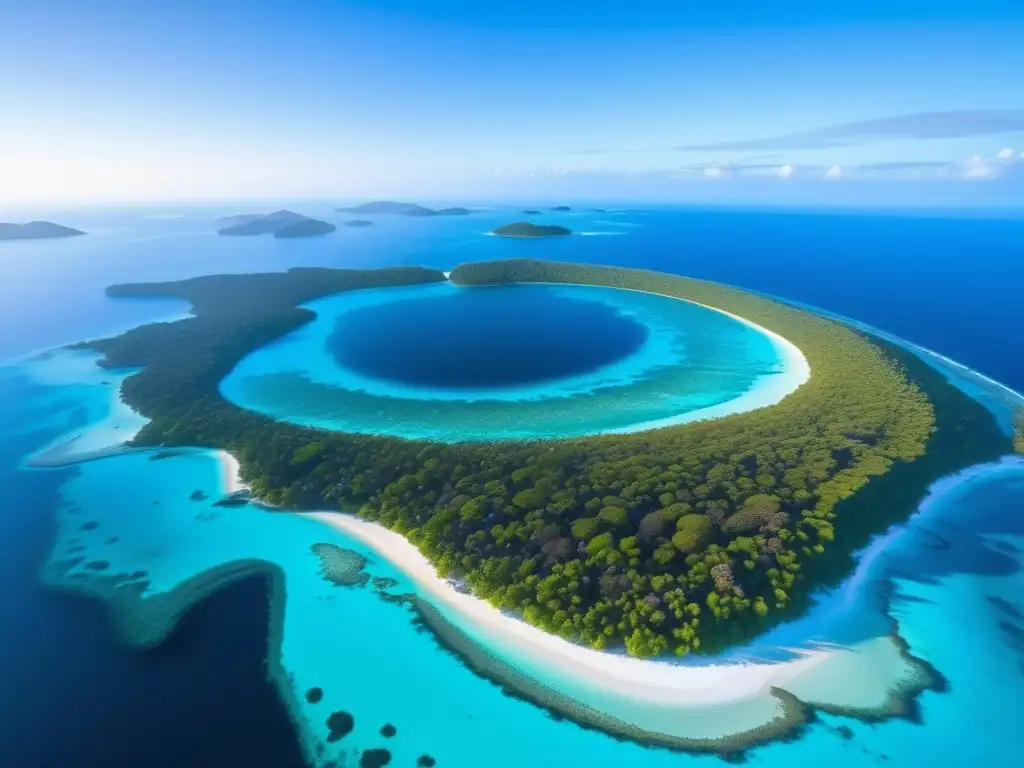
[[2, 0, 1023, 205]]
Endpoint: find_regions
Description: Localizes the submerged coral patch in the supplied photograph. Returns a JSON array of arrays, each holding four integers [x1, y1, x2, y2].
[[325, 711, 354, 742], [306, 687, 324, 704], [359, 748, 391, 767], [312, 543, 370, 587]]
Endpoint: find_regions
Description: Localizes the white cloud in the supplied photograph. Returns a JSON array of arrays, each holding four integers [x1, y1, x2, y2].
[[777, 164, 795, 179], [996, 147, 1015, 161], [963, 154, 996, 179], [825, 165, 843, 179], [704, 166, 724, 179]]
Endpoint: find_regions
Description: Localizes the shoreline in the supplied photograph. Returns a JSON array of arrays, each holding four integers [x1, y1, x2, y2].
[[473, 277, 812, 436], [224, 278, 811, 441], [600, 287, 811, 434], [218, 450, 248, 494], [301, 508, 932, 750]]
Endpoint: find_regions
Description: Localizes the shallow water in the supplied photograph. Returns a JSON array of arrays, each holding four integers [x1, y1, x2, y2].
[[221, 281, 791, 440], [14, 359, 1024, 767], [2, 203, 1024, 767]]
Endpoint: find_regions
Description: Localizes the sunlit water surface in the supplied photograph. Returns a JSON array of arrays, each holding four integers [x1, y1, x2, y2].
[[2, 203, 1023, 767], [221, 281, 791, 440]]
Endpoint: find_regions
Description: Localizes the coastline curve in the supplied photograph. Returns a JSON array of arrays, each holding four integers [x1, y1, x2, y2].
[[219, 279, 811, 441]]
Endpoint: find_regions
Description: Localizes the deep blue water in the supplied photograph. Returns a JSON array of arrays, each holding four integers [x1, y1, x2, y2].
[[2, 205, 1022, 393], [328, 285, 647, 390], [0, 375, 306, 768], [222, 281, 788, 440], [1, 202, 1023, 767]]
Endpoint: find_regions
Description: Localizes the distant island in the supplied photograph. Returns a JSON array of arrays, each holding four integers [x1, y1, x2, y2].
[[216, 210, 335, 238], [492, 222, 573, 238], [550, 205, 572, 212], [522, 209, 543, 215], [337, 201, 471, 217], [273, 219, 336, 238], [344, 220, 375, 228], [0, 221, 86, 240]]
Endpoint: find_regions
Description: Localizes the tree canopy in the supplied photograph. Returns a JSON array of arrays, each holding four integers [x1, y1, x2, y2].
[[81, 258, 1010, 657]]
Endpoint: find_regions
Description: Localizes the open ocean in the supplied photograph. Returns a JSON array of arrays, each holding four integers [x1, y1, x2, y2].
[[1, 203, 1023, 767]]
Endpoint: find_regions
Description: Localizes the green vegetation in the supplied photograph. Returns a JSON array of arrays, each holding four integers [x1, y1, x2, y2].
[[491, 222, 572, 238], [336, 201, 470, 217], [217, 210, 335, 238], [80, 258, 1010, 657], [1015, 410, 1024, 454], [273, 219, 336, 238]]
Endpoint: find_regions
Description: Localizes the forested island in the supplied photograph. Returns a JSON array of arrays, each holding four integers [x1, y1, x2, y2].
[[337, 201, 471, 217], [216, 210, 336, 238], [274, 219, 336, 238], [78, 259, 1010, 658], [0, 221, 86, 240], [492, 222, 573, 238]]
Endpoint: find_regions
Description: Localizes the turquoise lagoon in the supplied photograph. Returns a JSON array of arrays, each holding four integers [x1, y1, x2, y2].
[[13, 345, 1024, 768], [3, 205, 1024, 767], [221, 281, 800, 441]]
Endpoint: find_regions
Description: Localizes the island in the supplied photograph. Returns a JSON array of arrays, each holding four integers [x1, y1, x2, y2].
[[344, 220, 375, 228], [216, 210, 335, 238], [337, 201, 471, 217], [273, 219, 336, 238], [491, 221, 573, 238], [67, 256, 1011, 754], [550, 205, 572, 212], [522, 209, 543, 215], [76, 257, 1007, 657], [0, 221, 86, 240]]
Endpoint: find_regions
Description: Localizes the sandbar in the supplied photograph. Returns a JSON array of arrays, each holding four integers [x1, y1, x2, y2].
[[304, 510, 932, 752]]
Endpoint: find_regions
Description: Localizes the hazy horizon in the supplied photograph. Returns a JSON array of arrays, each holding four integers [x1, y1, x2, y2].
[[3, 1, 1023, 207]]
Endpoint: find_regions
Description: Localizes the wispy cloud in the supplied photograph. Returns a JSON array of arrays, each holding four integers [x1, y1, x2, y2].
[[494, 148, 1023, 186], [677, 161, 782, 173], [677, 161, 818, 178], [962, 156, 995, 180], [855, 161, 952, 171], [677, 110, 1024, 151]]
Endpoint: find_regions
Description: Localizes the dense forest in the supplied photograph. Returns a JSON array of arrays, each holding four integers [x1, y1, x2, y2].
[[82, 259, 1011, 656], [491, 222, 573, 238]]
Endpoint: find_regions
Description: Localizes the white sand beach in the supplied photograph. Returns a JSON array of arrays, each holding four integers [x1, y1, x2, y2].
[[218, 450, 249, 494], [304, 509, 926, 745], [604, 291, 812, 434]]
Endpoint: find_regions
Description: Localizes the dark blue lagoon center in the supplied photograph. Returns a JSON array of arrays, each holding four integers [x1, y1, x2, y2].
[[221, 281, 804, 441], [328, 286, 649, 390]]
